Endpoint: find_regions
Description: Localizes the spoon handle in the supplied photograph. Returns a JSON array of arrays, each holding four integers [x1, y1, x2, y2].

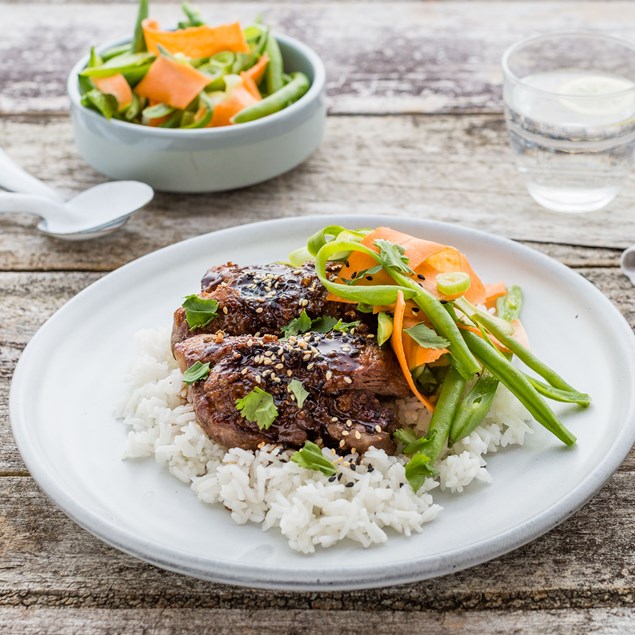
[[0, 148, 65, 202]]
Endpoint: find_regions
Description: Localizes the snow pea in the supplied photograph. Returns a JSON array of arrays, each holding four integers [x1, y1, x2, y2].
[[264, 33, 284, 94], [80, 52, 155, 78], [131, 0, 149, 53]]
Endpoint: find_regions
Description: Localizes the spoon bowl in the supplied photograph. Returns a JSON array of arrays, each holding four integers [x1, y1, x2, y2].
[[620, 245, 635, 285]]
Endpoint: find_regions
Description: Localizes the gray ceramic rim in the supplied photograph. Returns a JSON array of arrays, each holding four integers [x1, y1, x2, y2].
[[501, 30, 635, 100], [67, 33, 326, 140], [10, 215, 635, 591]]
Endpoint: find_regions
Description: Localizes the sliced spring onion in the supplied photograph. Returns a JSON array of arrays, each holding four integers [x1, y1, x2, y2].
[[436, 271, 471, 297]]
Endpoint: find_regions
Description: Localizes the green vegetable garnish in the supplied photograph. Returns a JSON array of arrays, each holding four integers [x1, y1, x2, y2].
[[182, 361, 211, 384], [182, 294, 219, 329], [377, 312, 393, 345], [403, 323, 450, 350], [79, 52, 155, 78], [436, 271, 471, 297], [496, 285, 524, 321], [236, 387, 278, 430], [288, 379, 309, 408], [131, 0, 149, 53], [281, 309, 312, 337], [290, 441, 337, 476], [81, 89, 118, 120], [373, 239, 414, 275], [281, 311, 359, 337]]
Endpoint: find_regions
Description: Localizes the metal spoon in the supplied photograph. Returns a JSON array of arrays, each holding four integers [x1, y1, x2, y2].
[[0, 148, 153, 239], [620, 245, 635, 286]]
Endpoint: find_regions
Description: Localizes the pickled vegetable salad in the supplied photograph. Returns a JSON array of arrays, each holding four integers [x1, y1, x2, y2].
[[78, 1, 310, 128], [290, 226, 591, 491]]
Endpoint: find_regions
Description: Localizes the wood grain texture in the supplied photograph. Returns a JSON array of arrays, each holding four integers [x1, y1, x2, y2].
[[1, 115, 634, 275], [0, 607, 634, 635], [0, 473, 633, 610], [1, 3, 635, 115]]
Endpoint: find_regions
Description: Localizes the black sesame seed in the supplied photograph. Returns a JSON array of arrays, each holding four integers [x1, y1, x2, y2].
[[337, 472, 343, 481], [351, 271, 357, 279], [328, 475, 336, 482], [366, 275, 373, 281], [399, 482, 404, 488], [440, 300, 448, 304], [417, 274, 426, 280], [367, 464, 375, 472], [350, 463, 357, 471], [345, 482, 355, 488]]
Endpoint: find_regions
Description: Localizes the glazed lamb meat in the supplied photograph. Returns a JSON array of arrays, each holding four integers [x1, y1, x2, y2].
[[173, 330, 410, 455], [171, 261, 361, 351]]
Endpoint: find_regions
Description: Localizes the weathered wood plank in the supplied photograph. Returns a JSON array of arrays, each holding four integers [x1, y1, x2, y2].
[[0, 607, 634, 635], [1, 115, 634, 274], [0, 474, 633, 609], [1, 3, 635, 115]]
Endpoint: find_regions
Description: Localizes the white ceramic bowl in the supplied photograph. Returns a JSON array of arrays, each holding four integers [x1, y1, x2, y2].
[[67, 34, 327, 193]]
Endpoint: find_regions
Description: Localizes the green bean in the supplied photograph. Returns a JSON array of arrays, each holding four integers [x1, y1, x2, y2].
[[461, 330, 576, 446], [449, 370, 499, 445], [124, 93, 144, 121], [405, 365, 466, 491], [181, 2, 206, 27], [390, 270, 481, 381], [264, 33, 284, 94], [101, 43, 131, 62], [81, 89, 118, 120], [181, 93, 214, 128], [454, 296, 584, 395], [142, 103, 175, 119], [524, 375, 591, 408], [131, 0, 149, 53], [232, 72, 310, 123], [122, 64, 152, 88], [159, 111, 183, 128], [80, 52, 154, 78]]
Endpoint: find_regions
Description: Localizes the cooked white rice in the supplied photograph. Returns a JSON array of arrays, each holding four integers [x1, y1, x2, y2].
[[118, 327, 533, 553]]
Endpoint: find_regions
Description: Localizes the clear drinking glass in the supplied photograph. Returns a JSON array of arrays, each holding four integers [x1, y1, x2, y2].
[[502, 32, 635, 213]]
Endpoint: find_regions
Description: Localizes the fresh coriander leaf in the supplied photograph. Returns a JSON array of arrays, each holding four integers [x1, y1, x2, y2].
[[288, 379, 310, 408], [397, 429, 438, 456], [310, 316, 339, 333], [331, 319, 361, 333], [182, 361, 210, 385], [236, 387, 278, 430], [373, 239, 414, 275], [281, 309, 312, 336], [290, 441, 337, 476], [405, 451, 437, 492], [404, 323, 451, 350], [182, 294, 219, 329]]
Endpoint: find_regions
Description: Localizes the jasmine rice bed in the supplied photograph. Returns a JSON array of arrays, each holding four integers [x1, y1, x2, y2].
[[118, 327, 534, 553]]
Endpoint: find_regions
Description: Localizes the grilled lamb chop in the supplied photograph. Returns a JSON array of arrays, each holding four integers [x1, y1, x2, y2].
[[173, 330, 410, 454], [171, 262, 361, 351]]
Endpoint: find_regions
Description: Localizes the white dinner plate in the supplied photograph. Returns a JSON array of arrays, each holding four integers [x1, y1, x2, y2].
[[10, 215, 635, 590]]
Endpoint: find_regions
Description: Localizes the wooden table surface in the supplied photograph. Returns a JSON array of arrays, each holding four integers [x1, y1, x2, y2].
[[1, 1, 635, 633]]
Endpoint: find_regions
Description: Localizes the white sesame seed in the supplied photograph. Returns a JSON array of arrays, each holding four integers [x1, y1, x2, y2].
[[346, 419, 352, 427], [302, 353, 311, 361], [222, 306, 228, 315], [351, 448, 357, 455], [339, 439, 345, 448], [342, 430, 349, 436], [255, 375, 262, 383], [255, 307, 264, 314], [326, 370, 333, 381], [307, 363, 315, 370], [241, 368, 248, 375], [331, 417, 338, 422], [355, 431, 361, 440], [375, 425, 382, 433], [343, 376, 353, 384]]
